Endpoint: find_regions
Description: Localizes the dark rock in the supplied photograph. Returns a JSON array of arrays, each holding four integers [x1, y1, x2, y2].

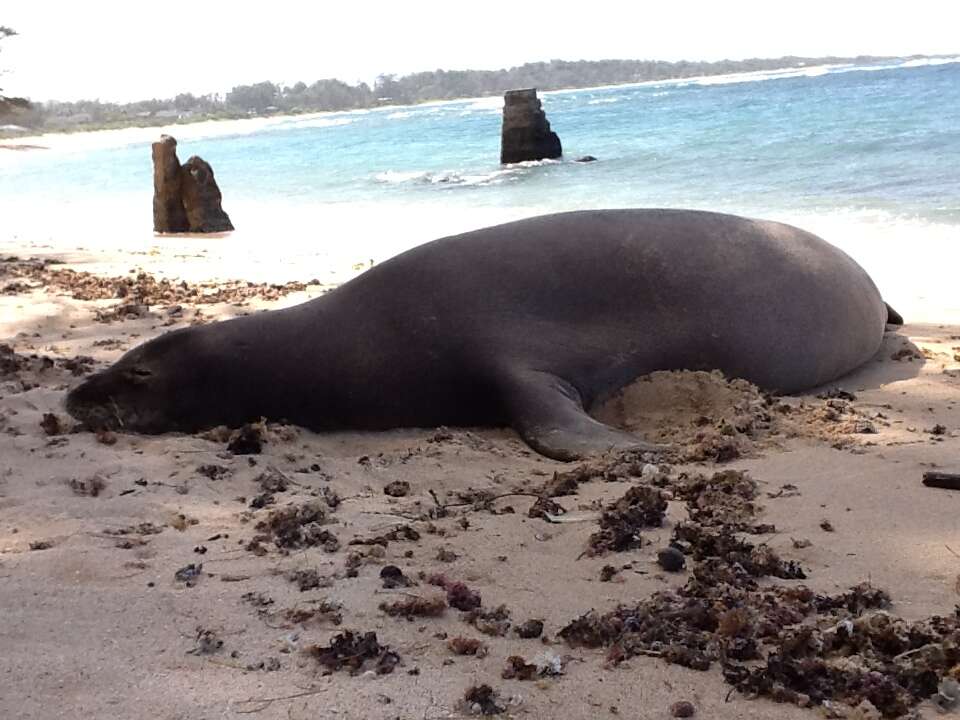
[[180, 156, 234, 232], [151, 135, 233, 233], [575, 155, 598, 163], [152, 135, 189, 233], [657, 546, 686, 572], [500, 89, 562, 165]]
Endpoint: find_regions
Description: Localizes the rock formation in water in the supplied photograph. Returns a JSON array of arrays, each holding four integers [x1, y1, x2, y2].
[[152, 136, 189, 233], [151, 135, 233, 233], [180, 156, 234, 232], [500, 88, 562, 165]]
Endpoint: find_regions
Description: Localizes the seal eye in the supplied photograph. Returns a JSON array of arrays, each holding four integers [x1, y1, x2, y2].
[[126, 367, 153, 382]]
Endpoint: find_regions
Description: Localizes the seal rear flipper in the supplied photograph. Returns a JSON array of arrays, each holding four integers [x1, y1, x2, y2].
[[885, 302, 903, 326], [500, 369, 664, 461]]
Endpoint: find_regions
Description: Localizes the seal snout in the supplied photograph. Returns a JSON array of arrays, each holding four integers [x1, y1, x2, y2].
[[65, 373, 117, 430]]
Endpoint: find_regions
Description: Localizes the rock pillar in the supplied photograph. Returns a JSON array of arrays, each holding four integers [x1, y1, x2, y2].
[[500, 89, 562, 165]]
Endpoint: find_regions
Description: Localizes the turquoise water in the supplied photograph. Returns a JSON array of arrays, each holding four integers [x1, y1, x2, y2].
[[2, 57, 958, 228]]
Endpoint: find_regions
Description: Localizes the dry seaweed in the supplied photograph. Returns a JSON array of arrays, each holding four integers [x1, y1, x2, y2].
[[587, 485, 668, 556], [383, 480, 410, 497], [463, 605, 512, 637], [461, 684, 505, 715], [427, 573, 482, 611], [254, 501, 335, 551], [502, 655, 538, 680], [69, 474, 106, 497], [306, 630, 400, 675], [448, 636, 489, 656], [348, 524, 420, 547], [515, 619, 544, 639], [379, 595, 446, 619]]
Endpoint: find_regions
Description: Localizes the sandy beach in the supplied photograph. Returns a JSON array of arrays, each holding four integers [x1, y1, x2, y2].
[[2, 238, 960, 720]]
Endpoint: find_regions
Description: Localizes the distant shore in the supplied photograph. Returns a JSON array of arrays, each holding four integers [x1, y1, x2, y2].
[[4, 53, 958, 143]]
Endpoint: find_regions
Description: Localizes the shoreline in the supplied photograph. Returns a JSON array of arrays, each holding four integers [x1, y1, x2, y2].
[[4, 54, 958, 152]]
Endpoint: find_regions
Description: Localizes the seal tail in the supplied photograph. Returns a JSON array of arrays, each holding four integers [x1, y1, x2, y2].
[[885, 302, 904, 326]]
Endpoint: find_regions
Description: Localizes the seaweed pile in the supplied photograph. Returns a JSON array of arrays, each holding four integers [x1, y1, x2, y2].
[[558, 457, 960, 717]]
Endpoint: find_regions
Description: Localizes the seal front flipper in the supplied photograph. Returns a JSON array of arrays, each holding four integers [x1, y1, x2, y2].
[[500, 369, 663, 461]]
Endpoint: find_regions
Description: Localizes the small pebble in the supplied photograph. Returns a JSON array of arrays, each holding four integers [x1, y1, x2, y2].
[[671, 700, 696, 717]]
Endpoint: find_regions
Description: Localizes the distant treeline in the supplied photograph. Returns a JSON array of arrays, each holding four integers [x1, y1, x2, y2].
[[3, 55, 916, 135]]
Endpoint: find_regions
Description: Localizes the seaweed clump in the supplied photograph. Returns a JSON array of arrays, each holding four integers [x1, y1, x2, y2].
[[306, 630, 399, 675]]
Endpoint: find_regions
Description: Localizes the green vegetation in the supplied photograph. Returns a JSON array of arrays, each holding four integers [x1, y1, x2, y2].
[[0, 54, 931, 137], [0, 25, 29, 115]]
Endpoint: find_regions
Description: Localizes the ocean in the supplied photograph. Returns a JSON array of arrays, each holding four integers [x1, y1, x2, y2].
[[1, 56, 959, 320]]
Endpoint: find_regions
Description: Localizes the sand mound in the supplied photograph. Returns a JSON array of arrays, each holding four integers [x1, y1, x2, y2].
[[593, 370, 885, 461]]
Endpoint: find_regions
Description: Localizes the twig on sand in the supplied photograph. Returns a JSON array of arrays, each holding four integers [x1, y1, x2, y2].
[[234, 687, 326, 714], [433, 491, 543, 509]]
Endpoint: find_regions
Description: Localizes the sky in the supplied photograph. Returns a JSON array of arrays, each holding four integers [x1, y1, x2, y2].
[[2, 0, 959, 103]]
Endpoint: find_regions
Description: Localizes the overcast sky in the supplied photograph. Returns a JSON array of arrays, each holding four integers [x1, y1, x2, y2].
[[3, 1, 958, 102]]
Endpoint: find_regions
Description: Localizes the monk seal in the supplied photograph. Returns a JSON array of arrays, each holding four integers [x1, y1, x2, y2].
[[65, 209, 901, 460]]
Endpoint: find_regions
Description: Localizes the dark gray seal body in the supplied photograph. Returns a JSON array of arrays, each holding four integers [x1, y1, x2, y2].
[[66, 209, 900, 460]]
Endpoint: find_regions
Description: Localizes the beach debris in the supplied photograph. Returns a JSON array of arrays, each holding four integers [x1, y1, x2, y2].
[[29, 539, 54, 550], [241, 591, 274, 608], [285, 568, 331, 592], [923, 471, 960, 490], [461, 684, 506, 715], [253, 500, 334, 551], [500, 88, 562, 164], [174, 563, 204, 587], [68, 473, 106, 497], [462, 605, 511, 636], [515, 619, 544, 639], [436, 547, 458, 562], [306, 631, 400, 675], [447, 636, 488, 656], [922, 471, 960, 490], [670, 700, 696, 718], [528, 495, 565, 519], [379, 595, 446, 619], [197, 463, 232, 480], [189, 627, 223, 655], [39, 412, 64, 435], [657, 547, 686, 572], [348, 524, 420, 547], [821, 519, 836, 532], [95, 429, 117, 445], [379, 565, 414, 589], [383, 480, 410, 497], [427, 573, 482, 611], [586, 484, 668, 555], [255, 466, 289, 492], [600, 564, 620, 581], [891, 347, 923, 361], [282, 600, 343, 626], [817, 388, 857, 401], [226, 423, 264, 455], [501, 655, 538, 680]]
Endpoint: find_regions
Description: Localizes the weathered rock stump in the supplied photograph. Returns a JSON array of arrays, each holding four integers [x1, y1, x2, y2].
[[500, 88, 562, 165], [180, 156, 234, 232], [151, 135, 233, 233], [152, 136, 189, 233]]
